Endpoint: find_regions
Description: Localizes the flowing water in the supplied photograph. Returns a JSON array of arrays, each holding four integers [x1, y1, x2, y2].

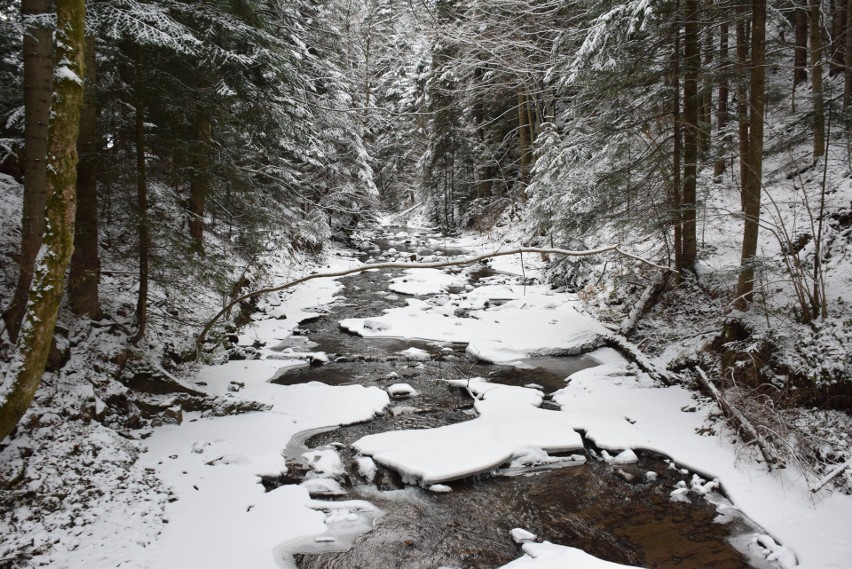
[[265, 226, 773, 569]]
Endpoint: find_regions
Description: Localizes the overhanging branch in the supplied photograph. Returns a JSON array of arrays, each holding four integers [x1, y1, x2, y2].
[[195, 246, 675, 357]]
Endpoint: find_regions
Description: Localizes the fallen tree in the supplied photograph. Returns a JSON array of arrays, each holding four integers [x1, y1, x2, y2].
[[195, 245, 676, 357]]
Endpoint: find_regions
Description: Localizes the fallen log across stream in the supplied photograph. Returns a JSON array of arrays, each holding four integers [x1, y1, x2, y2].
[[195, 245, 677, 357]]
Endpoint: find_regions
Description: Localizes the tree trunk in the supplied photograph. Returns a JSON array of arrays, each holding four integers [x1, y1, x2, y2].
[[794, 6, 809, 88], [3, 0, 54, 341], [134, 52, 149, 340], [189, 112, 210, 253], [845, 0, 852, 118], [699, 3, 713, 157], [811, 0, 826, 159], [517, 91, 530, 191], [69, 33, 102, 319], [735, 0, 766, 310], [714, 19, 730, 177], [0, 0, 86, 443], [831, 0, 847, 74], [736, 6, 751, 212], [671, 11, 683, 274], [682, 0, 700, 273]]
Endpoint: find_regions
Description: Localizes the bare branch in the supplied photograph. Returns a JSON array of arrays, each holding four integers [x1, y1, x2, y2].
[[195, 245, 675, 356]]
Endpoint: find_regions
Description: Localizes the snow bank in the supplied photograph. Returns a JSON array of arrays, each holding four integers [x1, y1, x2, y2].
[[552, 353, 852, 569]]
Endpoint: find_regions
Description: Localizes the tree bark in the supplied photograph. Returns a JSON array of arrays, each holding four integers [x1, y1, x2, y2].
[[3, 0, 54, 342], [831, 0, 847, 75], [517, 91, 530, 191], [189, 112, 211, 253], [794, 6, 809, 88], [699, 3, 713, 156], [682, 0, 700, 273], [671, 16, 683, 275], [736, 5, 751, 212], [735, 0, 766, 310], [69, 33, 102, 319], [134, 52, 149, 340], [811, 0, 826, 159], [714, 18, 730, 177], [0, 0, 86, 442], [845, 0, 852, 118]]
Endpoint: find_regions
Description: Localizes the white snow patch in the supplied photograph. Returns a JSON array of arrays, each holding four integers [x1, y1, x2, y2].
[[500, 541, 641, 568], [354, 379, 583, 484]]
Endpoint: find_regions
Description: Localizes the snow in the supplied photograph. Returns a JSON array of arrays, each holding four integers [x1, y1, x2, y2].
[[2, 213, 850, 569], [139, 379, 387, 568], [510, 528, 537, 544], [354, 379, 584, 484], [500, 541, 641, 568], [387, 382, 418, 398], [129, 254, 391, 568], [389, 268, 466, 295], [552, 353, 852, 569], [341, 286, 607, 363]]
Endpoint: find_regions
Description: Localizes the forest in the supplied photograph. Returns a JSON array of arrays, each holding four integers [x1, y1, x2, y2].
[[1, 0, 851, 567]]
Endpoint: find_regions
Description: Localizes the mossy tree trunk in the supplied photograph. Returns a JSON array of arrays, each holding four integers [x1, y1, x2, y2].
[[0, 0, 86, 442]]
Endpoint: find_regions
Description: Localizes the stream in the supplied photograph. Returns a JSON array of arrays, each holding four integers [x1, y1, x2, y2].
[[263, 226, 774, 569]]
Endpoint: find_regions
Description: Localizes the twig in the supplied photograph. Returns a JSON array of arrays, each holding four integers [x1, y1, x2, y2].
[[696, 366, 778, 470]]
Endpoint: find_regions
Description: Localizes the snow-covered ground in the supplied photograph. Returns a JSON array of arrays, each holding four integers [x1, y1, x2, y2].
[[2, 218, 851, 568], [161, 223, 851, 568]]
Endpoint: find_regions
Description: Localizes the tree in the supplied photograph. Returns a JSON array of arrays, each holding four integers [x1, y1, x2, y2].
[[734, 0, 766, 310], [68, 32, 103, 319], [0, 0, 86, 442], [3, 0, 54, 342], [682, 0, 700, 273], [810, 0, 825, 159]]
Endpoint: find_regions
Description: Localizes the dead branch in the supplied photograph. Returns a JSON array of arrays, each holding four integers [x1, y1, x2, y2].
[[195, 245, 676, 357], [810, 457, 851, 493], [696, 366, 778, 470], [619, 271, 669, 336], [603, 334, 679, 386]]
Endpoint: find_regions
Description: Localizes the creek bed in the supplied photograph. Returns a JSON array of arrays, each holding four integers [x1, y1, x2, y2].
[[269, 227, 770, 569]]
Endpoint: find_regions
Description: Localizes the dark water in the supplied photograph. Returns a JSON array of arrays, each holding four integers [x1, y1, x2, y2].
[[268, 226, 769, 569]]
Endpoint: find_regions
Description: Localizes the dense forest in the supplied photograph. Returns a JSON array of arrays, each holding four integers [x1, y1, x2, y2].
[[1, 0, 851, 566]]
